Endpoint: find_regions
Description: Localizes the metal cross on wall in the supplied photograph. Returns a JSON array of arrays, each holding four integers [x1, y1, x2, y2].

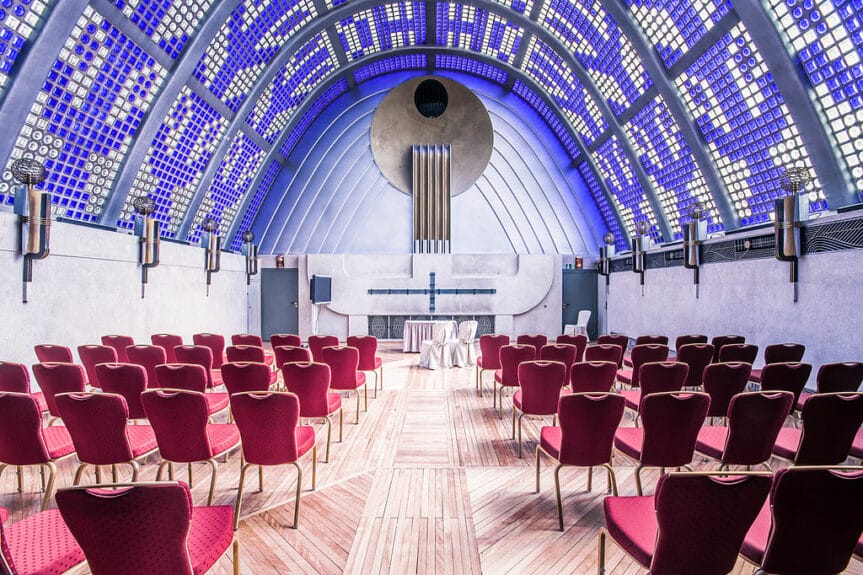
[[367, 272, 496, 313]]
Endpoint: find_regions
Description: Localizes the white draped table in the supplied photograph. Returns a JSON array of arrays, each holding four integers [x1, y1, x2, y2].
[[402, 320, 458, 352]]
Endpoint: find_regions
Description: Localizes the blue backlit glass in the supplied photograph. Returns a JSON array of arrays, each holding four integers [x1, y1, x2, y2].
[[435, 54, 508, 85], [0, 0, 50, 110], [230, 159, 280, 250], [354, 54, 426, 83], [436, 3, 523, 64], [577, 160, 627, 251], [113, 0, 214, 59], [336, 3, 426, 61], [512, 79, 580, 160]]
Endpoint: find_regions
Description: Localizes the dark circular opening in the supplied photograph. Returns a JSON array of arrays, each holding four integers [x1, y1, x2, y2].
[[414, 79, 448, 118]]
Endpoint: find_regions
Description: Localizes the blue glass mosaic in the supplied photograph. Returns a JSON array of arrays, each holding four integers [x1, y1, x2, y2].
[[336, 3, 426, 61], [436, 3, 523, 64], [435, 54, 508, 85], [279, 77, 350, 158], [113, 0, 214, 59], [353, 54, 426, 83], [230, 159, 280, 250], [0, 0, 50, 103], [577, 160, 627, 252], [511, 79, 580, 160]]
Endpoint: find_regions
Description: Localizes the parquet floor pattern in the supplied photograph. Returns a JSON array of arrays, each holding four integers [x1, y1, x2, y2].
[[2, 342, 861, 574]]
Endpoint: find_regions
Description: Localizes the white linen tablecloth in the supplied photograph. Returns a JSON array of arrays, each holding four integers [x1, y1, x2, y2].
[[402, 320, 458, 352]]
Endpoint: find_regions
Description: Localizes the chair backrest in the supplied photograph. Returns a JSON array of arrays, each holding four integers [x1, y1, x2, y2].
[[225, 345, 265, 364], [763, 342, 805, 365], [273, 345, 312, 368], [759, 362, 813, 405], [575, 309, 591, 327], [569, 361, 618, 393], [173, 346, 216, 388], [497, 344, 537, 387], [101, 335, 135, 363], [221, 362, 272, 395], [150, 334, 183, 363], [676, 343, 715, 389], [539, 344, 577, 382], [639, 392, 710, 467], [192, 333, 225, 369], [758, 467, 863, 574], [478, 334, 509, 370], [816, 362, 863, 394], [557, 393, 625, 465], [710, 335, 745, 363], [231, 392, 303, 465], [702, 362, 752, 418], [0, 361, 31, 394], [555, 334, 587, 362], [674, 334, 708, 353], [718, 343, 759, 364], [32, 362, 88, 417], [346, 335, 379, 371], [96, 363, 148, 419], [628, 344, 670, 387], [516, 361, 566, 415], [0, 392, 51, 465], [34, 344, 74, 363], [794, 393, 863, 465], [457, 321, 478, 342], [651, 472, 771, 574], [635, 334, 668, 346], [597, 334, 629, 351], [56, 482, 197, 575], [141, 390, 214, 461], [55, 393, 134, 465], [320, 345, 360, 391], [516, 334, 548, 352], [720, 391, 794, 465], [308, 335, 339, 362], [281, 361, 332, 418], [77, 345, 119, 388], [232, 333, 263, 347], [430, 322, 449, 345], [125, 345, 167, 389], [638, 362, 689, 396], [270, 334, 302, 348], [584, 344, 624, 367], [154, 364, 207, 393]]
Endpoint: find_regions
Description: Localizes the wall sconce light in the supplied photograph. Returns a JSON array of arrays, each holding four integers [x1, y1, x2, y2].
[[276, 254, 285, 269], [631, 220, 650, 294], [201, 217, 220, 296], [241, 230, 258, 285], [11, 158, 49, 303], [133, 195, 160, 299], [775, 166, 811, 303], [597, 232, 615, 293], [683, 201, 707, 299]]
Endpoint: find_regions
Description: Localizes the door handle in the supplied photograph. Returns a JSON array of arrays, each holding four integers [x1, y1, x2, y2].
[[292, 301, 298, 308], [562, 303, 569, 310]]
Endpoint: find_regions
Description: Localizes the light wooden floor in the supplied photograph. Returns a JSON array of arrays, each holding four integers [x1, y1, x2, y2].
[[3, 343, 862, 574]]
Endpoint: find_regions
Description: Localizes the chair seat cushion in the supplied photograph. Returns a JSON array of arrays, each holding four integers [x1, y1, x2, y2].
[[740, 499, 770, 565], [695, 426, 728, 460], [4, 509, 85, 575], [127, 425, 158, 458], [327, 392, 342, 415], [33, 392, 48, 414], [795, 390, 813, 412], [209, 370, 223, 389], [43, 426, 76, 460], [494, 370, 517, 387], [621, 390, 641, 412], [617, 369, 633, 385], [264, 354, 274, 368], [856, 532, 863, 559], [771, 428, 801, 461], [539, 427, 561, 459], [296, 426, 315, 458], [205, 393, 230, 415], [188, 505, 235, 575], [852, 429, 863, 460], [0, 507, 7, 524], [623, 355, 633, 368], [374, 357, 383, 369], [477, 356, 496, 370], [268, 369, 279, 386], [207, 424, 240, 457], [749, 368, 762, 383], [513, 390, 568, 415], [613, 427, 644, 461], [603, 495, 656, 568]]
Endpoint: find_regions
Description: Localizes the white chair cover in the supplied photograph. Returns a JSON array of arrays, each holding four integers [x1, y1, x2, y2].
[[449, 321, 478, 367], [574, 310, 591, 337], [419, 322, 452, 369]]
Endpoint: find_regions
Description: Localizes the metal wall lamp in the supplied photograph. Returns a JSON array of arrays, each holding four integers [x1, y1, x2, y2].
[[12, 158, 49, 303], [241, 230, 258, 285], [774, 166, 811, 303], [133, 195, 160, 299], [683, 201, 707, 298], [202, 217, 221, 296]]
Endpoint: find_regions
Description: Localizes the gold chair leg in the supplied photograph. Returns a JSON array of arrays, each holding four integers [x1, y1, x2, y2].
[[17, 466, 23, 492], [291, 461, 303, 529], [40, 465, 46, 491], [339, 408, 344, 442], [554, 464, 564, 531], [587, 466, 593, 492], [517, 413, 525, 458], [324, 417, 332, 463], [355, 390, 361, 424], [635, 464, 644, 496], [207, 459, 219, 506], [603, 464, 619, 496], [598, 528, 607, 575], [535, 448, 541, 493], [95, 465, 102, 484], [73, 464, 88, 486], [130, 460, 140, 482], [234, 463, 249, 530], [41, 462, 58, 512], [112, 464, 118, 483], [233, 537, 240, 575], [364, 384, 368, 412], [373, 370, 378, 399], [156, 460, 168, 481], [189, 462, 194, 485], [258, 465, 264, 492], [511, 407, 517, 440], [311, 446, 317, 490]]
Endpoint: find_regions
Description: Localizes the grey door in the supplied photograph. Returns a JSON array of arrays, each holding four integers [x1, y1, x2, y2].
[[261, 268, 299, 339], [562, 269, 598, 339]]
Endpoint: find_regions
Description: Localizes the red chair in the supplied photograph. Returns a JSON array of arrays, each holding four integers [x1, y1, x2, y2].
[[710, 334, 745, 363], [516, 334, 548, 352], [797, 361, 863, 411], [308, 335, 339, 362], [231, 392, 316, 529], [77, 344, 118, 388], [674, 334, 707, 352], [34, 344, 74, 363], [702, 362, 752, 422], [623, 335, 669, 367], [225, 346, 277, 386], [56, 481, 238, 575], [142, 389, 241, 505], [0, 361, 47, 413], [273, 345, 312, 369], [32, 362, 88, 424], [320, 345, 366, 424], [0, 393, 75, 510], [154, 364, 229, 416], [695, 391, 794, 470], [616, 344, 669, 388], [614, 391, 710, 495], [852, 428, 863, 460], [192, 333, 226, 369], [347, 335, 384, 398], [676, 343, 714, 389], [150, 333, 183, 363], [231, 334, 274, 368], [536, 393, 625, 530], [621, 361, 689, 414], [282, 361, 342, 462], [55, 392, 158, 485], [555, 333, 587, 362], [126, 344, 167, 388], [772, 393, 863, 465], [0, 505, 85, 574], [270, 333, 302, 348], [174, 345, 224, 388], [749, 342, 805, 383], [718, 343, 759, 364], [96, 363, 148, 420], [740, 467, 863, 575], [512, 361, 567, 457], [476, 334, 509, 397], [597, 333, 629, 355], [221, 362, 274, 395], [759, 362, 813, 408], [569, 361, 618, 393], [101, 335, 135, 363], [493, 344, 536, 418], [584, 343, 624, 367], [599, 472, 771, 574], [538, 343, 577, 386]]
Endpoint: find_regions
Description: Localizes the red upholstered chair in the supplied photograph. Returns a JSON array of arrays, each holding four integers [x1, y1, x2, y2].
[[221, 362, 274, 395], [516, 334, 548, 353], [852, 429, 863, 461], [56, 481, 238, 575], [55, 392, 158, 485], [614, 391, 710, 495], [749, 342, 805, 383], [676, 343, 714, 389], [623, 335, 669, 367], [569, 361, 618, 393], [797, 361, 863, 411], [34, 344, 74, 363], [621, 361, 689, 414], [126, 344, 167, 389], [192, 333, 226, 369], [154, 364, 229, 417], [225, 346, 277, 386], [493, 344, 536, 418], [759, 362, 813, 408], [273, 345, 313, 379], [0, 393, 75, 510], [174, 345, 224, 389], [616, 344, 669, 388], [476, 334, 509, 397], [718, 343, 759, 364], [597, 333, 629, 354], [96, 363, 148, 420], [584, 343, 624, 367], [695, 391, 794, 471], [599, 472, 771, 575], [320, 346, 366, 424], [77, 344, 118, 388], [32, 362, 87, 423], [741, 467, 863, 575], [702, 362, 752, 422], [347, 335, 384, 397], [512, 361, 567, 457], [231, 334, 274, 368], [674, 334, 707, 352], [539, 344, 577, 387], [0, 361, 47, 413], [142, 389, 241, 505], [0, 505, 85, 574], [710, 334, 745, 363], [555, 334, 587, 362], [270, 333, 302, 348], [150, 333, 183, 363], [536, 393, 625, 530], [772, 393, 863, 465], [282, 361, 342, 462], [101, 335, 135, 363], [308, 335, 339, 362], [231, 392, 316, 529]]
